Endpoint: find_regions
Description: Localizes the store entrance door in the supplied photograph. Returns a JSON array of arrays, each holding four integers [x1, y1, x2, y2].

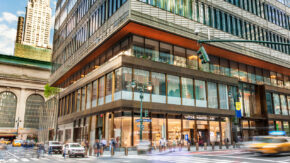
[[197, 129, 209, 146]]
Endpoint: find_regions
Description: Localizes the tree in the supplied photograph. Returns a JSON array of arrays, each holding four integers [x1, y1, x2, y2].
[[44, 84, 60, 98]]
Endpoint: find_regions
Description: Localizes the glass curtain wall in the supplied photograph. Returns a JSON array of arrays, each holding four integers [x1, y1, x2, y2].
[[152, 114, 166, 146], [86, 84, 92, 109], [133, 69, 150, 102], [98, 77, 105, 105], [207, 82, 218, 108], [219, 84, 229, 109], [266, 92, 274, 114], [92, 80, 97, 107], [151, 72, 166, 103], [167, 75, 181, 105], [167, 115, 182, 142], [228, 86, 238, 111], [81, 87, 86, 111], [113, 112, 132, 147], [181, 77, 194, 106], [273, 93, 281, 115], [195, 80, 207, 107], [105, 72, 113, 103], [280, 95, 288, 115], [76, 89, 81, 112]]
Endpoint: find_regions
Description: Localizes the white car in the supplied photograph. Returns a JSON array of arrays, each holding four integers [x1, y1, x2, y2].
[[63, 143, 85, 158], [45, 141, 62, 154]]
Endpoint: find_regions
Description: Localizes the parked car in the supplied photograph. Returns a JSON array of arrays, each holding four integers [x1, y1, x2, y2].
[[0, 139, 11, 145], [247, 136, 290, 155], [63, 143, 85, 158], [45, 141, 62, 154], [137, 140, 151, 154], [12, 140, 22, 147], [22, 140, 35, 148]]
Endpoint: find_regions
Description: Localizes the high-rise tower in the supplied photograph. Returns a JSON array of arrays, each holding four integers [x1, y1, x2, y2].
[[22, 0, 51, 48]]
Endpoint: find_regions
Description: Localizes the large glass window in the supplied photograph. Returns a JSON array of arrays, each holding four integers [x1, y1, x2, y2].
[[86, 84, 92, 109], [114, 68, 122, 101], [273, 93, 281, 115], [76, 89, 81, 112], [167, 75, 181, 105], [173, 46, 186, 67], [181, 77, 194, 106], [105, 72, 113, 103], [230, 61, 239, 79], [209, 55, 220, 74], [132, 35, 144, 58], [270, 71, 277, 86], [228, 86, 238, 111], [280, 95, 288, 115], [186, 49, 198, 70], [255, 68, 264, 84], [247, 66, 256, 84], [98, 76, 105, 105], [92, 80, 97, 107], [145, 38, 159, 62], [207, 82, 218, 108], [220, 58, 230, 76], [266, 92, 274, 114], [263, 69, 271, 85], [133, 69, 150, 102], [239, 63, 248, 82], [195, 80, 207, 107], [113, 112, 132, 147], [121, 67, 132, 100], [151, 72, 166, 103], [159, 42, 174, 65], [219, 84, 229, 109], [243, 84, 251, 117], [81, 87, 86, 111], [24, 94, 44, 129], [152, 114, 166, 146], [167, 115, 182, 142]]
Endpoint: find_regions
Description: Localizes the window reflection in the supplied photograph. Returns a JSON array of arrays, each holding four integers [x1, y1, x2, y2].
[[207, 82, 218, 109], [219, 84, 229, 110], [133, 69, 150, 102], [151, 72, 166, 103], [98, 77, 105, 105], [167, 75, 181, 105], [195, 80, 207, 107], [181, 77, 194, 106], [273, 93, 281, 115]]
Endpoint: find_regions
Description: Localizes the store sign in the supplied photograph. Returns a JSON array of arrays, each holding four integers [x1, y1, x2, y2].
[[184, 115, 195, 120], [269, 131, 286, 136], [235, 102, 242, 118]]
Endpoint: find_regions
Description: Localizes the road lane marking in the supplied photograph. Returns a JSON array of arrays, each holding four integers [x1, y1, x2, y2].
[[7, 159, 18, 162], [207, 155, 289, 163], [20, 158, 29, 162], [6, 152, 19, 159]]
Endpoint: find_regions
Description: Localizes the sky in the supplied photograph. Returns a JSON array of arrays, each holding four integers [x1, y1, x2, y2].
[[0, 0, 57, 55]]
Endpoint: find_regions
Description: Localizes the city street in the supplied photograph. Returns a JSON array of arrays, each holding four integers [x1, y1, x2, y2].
[[2, 145, 290, 163]]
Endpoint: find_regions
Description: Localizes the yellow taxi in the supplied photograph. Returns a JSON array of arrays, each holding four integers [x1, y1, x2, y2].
[[12, 140, 22, 147], [0, 140, 11, 145], [248, 136, 290, 154]]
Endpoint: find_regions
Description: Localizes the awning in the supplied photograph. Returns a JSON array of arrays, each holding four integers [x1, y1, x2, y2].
[[0, 134, 16, 137]]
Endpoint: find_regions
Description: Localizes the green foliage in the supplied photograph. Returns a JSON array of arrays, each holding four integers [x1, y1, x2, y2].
[[44, 84, 60, 98]]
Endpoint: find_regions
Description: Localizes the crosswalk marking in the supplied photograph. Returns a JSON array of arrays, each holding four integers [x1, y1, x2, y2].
[[20, 158, 29, 162], [7, 159, 18, 162]]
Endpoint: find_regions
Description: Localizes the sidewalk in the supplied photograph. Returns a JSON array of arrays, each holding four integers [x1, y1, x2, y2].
[[97, 145, 241, 157]]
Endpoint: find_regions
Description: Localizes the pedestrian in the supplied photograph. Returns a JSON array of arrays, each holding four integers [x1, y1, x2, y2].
[[85, 140, 89, 156], [63, 144, 66, 159], [94, 139, 101, 157]]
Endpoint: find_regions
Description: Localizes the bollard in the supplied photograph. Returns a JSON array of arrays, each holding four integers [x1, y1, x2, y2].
[[187, 144, 190, 151], [196, 143, 199, 151], [233, 142, 236, 149], [111, 146, 114, 156], [204, 143, 207, 151], [212, 142, 215, 151], [125, 147, 128, 156], [219, 142, 222, 149]]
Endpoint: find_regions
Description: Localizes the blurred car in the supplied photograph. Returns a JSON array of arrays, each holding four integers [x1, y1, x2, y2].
[[22, 140, 35, 148], [0, 140, 11, 145], [12, 140, 22, 147], [247, 136, 290, 155], [45, 141, 62, 154], [137, 140, 151, 154], [63, 143, 85, 158], [0, 143, 7, 150]]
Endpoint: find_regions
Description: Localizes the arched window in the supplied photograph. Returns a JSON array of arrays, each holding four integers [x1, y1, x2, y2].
[[24, 94, 44, 129], [0, 92, 17, 127]]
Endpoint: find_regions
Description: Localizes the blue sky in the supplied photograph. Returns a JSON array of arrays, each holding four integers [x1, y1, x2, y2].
[[0, 0, 57, 55]]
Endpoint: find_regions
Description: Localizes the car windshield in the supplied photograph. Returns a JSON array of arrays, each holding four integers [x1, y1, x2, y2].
[[14, 140, 21, 143], [70, 144, 81, 147], [253, 137, 287, 143]]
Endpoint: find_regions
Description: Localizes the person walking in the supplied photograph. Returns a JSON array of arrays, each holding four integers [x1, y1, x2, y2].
[[94, 139, 101, 157], [63, 144, 67, 159]]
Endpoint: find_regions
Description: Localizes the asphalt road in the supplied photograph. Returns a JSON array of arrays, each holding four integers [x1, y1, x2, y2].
[[1, 145, 290, 162]]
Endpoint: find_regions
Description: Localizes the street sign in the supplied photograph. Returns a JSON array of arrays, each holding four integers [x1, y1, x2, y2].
[[137, 125, 144, 129], [135, 119, 151, 122], [235, 102, 242, 118], [269, 131, 286, 136]]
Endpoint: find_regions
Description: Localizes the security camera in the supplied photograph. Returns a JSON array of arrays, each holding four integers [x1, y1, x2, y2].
[[194, 28, 200, 35]]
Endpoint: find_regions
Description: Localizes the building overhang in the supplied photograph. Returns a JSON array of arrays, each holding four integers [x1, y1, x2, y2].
[[51, 21, 290, 87]]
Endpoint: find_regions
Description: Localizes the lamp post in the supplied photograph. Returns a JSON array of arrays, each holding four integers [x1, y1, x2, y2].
[[129, 80, 152, 141], [15, 117, 21, 139]]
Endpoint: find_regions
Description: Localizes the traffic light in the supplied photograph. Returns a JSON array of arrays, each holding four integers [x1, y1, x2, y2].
[[197, 46, 210, 64], [144, 110, 148, 117]]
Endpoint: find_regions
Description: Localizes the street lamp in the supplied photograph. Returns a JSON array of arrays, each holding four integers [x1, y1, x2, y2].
[[15, 117, 21, 139], [129, 80, 152, 141]]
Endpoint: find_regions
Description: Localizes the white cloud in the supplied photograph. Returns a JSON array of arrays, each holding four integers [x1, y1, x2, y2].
[[0, 24, 16, 55], [0, 12, 18, 24], [17, 11, 25, 16], [50, 14, 55, 30], [53, 0, 57, 6]]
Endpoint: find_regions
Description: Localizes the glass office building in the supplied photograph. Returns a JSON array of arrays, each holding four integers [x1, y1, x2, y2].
[[52, 0, 290, 146]]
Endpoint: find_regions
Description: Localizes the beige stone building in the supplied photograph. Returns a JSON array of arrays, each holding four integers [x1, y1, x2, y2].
[[0, 54, 50, 141]]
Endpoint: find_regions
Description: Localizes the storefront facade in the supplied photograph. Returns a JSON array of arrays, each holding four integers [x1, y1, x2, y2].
[[52, 0, 290, 148]]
